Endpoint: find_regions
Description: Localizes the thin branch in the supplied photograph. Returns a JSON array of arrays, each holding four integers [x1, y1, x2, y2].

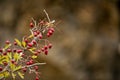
[[44, 9, 50, 22], [13, 63, 46, 72], [0, 63, 46, 79], [23, 63, 46, 68]]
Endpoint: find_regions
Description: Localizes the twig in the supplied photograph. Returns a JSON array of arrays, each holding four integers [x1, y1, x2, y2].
[[44, 9, 50, 22], [0, 63, 46, 79], [13, 63, 46, 72]]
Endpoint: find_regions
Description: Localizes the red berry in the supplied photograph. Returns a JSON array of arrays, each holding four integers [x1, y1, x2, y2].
[[44, 50, 48, 55], [32, 40, 37, 45], [3, 62, 8, 66], [11, 60, 15, 64], [3, 52, 7, 55], [17, 49, 22, 53], [47, 33, 50, 37], [0, 67, 3, 71], [21, 53, 25, 57], [13, 49, 17, 53], [26, 62, 30, 65], [37, 50, 41, 53], [27, 46, 31, 49], [44, 45, 48, 50], [22, 68, 27, 72], [48, 43, 52, 49], [47, 30, 53, 36], [34, 52, 38, 56], [27, 43, 33, 47], [38, 34, 42, 39], [0, 48, 3, 53], [6, 40, 10, 44], [34, 66, 38, 71], [24, 39, 29, 43], [33, 31, 38, 37], [30, 22, 34, 28], [50, 28, 55, 32], [29, 59, 34, 64], [48, 30, 53, 35], [41, 48, 44, 52], [14, 41, 17, 45], [36, 30, 40, 35], [35, 76, 39, 80], [7, 49, 11, 52]]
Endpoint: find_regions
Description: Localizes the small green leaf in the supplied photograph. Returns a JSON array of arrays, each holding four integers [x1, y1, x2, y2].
[[18, 72, 24, 79], [0, 56, 5, 62], [14, 53, 21, 62], [31, 47, 36, 50], [7, 52, 12, 59], [0, 71, 10, 78], [29, 47, 36, 53], [12, 73, 16, 79], [4, 71, 10, 78], [4, 44, 12, 50], [28, 34, 34, 38], [22, 41, 26, 47], [0, 56, 9, 64], [14, 39, 21, 47], [14, 66, 22, 72], [4, 56, 9, 63], [10, 63, 16, 71], [32, 55, 37, 59]]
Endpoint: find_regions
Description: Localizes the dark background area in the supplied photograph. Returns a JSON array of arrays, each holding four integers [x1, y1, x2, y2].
[[0, 0, 119, 80]]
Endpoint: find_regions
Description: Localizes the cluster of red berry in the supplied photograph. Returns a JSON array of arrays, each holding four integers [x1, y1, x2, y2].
[[0, 10, 56, 80]]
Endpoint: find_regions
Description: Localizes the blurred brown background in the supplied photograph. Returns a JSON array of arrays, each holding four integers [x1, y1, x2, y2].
[[0, 0, 119, 80]]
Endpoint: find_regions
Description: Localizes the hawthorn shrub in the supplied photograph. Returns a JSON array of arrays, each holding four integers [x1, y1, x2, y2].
[[0, 10, 56, 80]]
